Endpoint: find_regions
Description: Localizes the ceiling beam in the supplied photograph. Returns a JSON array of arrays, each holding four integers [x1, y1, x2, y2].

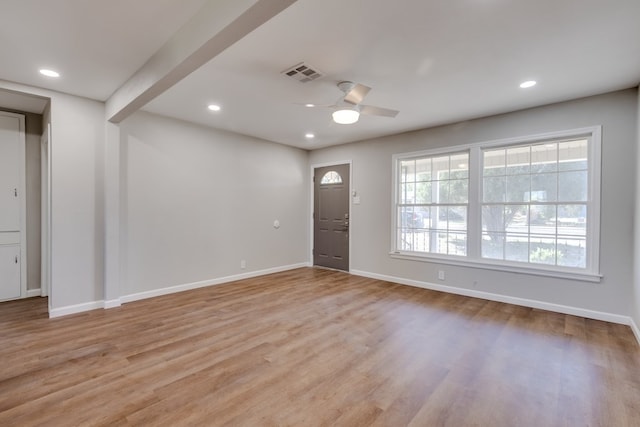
[[106, 0, 297, 123]]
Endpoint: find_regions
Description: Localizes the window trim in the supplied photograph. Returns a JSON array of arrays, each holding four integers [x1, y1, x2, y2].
[[391, 126, 602, 281]]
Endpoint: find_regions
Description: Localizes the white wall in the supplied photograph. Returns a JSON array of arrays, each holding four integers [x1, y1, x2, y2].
[[49, 93, 106, 308], [0, 81, 106, 312], [310, 89, 638, 318], [118, 111, 308, 296]]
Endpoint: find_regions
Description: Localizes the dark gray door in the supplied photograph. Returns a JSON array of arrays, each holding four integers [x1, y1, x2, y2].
[[314, 164, 350, 271]]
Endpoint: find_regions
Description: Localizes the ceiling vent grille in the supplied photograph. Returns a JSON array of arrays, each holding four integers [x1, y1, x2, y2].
[[281, 62, 324, 83]]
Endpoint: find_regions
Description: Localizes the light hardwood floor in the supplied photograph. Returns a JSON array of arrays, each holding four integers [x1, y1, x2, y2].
[[0, 267, 639, 426]]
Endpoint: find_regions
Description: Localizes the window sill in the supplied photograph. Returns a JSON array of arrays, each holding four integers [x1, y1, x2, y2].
[[388, 251, 602, 283]]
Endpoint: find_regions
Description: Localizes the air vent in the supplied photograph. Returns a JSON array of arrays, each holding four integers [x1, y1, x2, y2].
[[281, 62, 324, 83]]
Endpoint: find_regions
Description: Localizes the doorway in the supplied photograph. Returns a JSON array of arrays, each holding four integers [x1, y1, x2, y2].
[[313, 163, 350, 271]]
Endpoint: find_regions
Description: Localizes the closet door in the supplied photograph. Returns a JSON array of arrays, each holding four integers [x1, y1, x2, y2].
[[0, 112, 24, 301], [0, 114, 21, 232], [0, 245, 20, 300]]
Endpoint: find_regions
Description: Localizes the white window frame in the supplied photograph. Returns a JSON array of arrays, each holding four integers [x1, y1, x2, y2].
[[391, 126, 602, 282]]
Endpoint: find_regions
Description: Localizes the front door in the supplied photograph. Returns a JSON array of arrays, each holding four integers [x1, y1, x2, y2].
[[313, 164, 350, 271]]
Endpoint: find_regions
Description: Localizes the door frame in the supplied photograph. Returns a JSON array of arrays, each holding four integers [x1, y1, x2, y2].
[[40, 123, 51, 299], [309, 160, 352, 272]]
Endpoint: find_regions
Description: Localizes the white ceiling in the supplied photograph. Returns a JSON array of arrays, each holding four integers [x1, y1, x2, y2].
[[0, 0, 206, 100], [2, 0, 640, 149]]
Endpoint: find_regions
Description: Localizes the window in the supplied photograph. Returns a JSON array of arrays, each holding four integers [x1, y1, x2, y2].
[[392, 127, 601, 280], [320, 171, 343, 184], [397, 152, 469, 255]]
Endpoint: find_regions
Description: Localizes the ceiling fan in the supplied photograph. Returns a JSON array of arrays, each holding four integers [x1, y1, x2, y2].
[[308, 81, 399, 124]]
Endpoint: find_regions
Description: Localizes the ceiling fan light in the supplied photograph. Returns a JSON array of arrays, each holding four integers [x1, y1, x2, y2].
[[332, 109, 360, 124]]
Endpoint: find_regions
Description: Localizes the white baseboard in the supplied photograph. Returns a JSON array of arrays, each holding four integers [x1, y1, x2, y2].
[[48, 263, 309, 317], [49, 301, 104, 318], [104, 299, 122, 309], [351, 269, 633, 326], [26, 289, 41, 298], [120, 262, 310, 304], [630, 318, 640, 347]]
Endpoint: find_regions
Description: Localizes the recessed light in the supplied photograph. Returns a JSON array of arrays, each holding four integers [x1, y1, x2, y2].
[[305, 103, 315, 108], [207, 104, 221, 112], [39, 69, 60, 78], [519, 80, 537, 89], [305, 133, 315, 139]]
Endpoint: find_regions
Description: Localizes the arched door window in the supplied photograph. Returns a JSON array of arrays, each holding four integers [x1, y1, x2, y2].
[[320, 170, 343, 185]]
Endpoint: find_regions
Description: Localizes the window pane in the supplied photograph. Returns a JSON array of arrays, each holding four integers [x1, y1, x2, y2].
[[411, 229, 428, 252], [505, 233, 529, 262], [531, 173, 557, 202], [437, 180, 450, 203], [529, 205, 555, 235], [449, 179, 468, 203], [399, 228, 413, 251], [558, 139, 588, 171], [482, 205, 505, 232], [434, 232, 448, 255], [416, 158, 431, 181], [400, 160, 415, 183], [505, 205, 528, 232], [506, 175, 530, 202], [449, 206, 467, 231], [483, 176, 506, 202], [433, 156, 450, 177], [530, 204, 554, 226], [506, 146, 530, 175], [558, 171, 587, 201], [529, 236, 557, 265], [531, 143, 557, 173], [484, 149, 505, 176], [448, 232, 467, 256], [451, 153, 469, 179], [415, 206, 430, 228], [400, 207, 421, 229], [401, 183, 415, 204], [482, 232, 504, 259], [557, 238, 586, 268], [415, 181, 432, 204], [437, 207, 450, 230], [557, 204, 587, 235]]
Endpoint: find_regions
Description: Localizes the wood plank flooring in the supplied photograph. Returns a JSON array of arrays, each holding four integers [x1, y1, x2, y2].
[[1, 267, 639, 426]]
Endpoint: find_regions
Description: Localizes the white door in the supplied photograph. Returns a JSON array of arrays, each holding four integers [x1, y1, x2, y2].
[[0, 245, 20, 301], [0, 111, 26, 301], [0, 115, 21, 232]]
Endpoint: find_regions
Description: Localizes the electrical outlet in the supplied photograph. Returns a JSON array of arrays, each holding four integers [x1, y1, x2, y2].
[[438, 270, 445, 280], [241, 260, 246, 269]]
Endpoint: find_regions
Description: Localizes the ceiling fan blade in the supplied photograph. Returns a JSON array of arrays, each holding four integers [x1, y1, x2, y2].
[[360, 104, 399, 118], [344, 83, 371, 105]]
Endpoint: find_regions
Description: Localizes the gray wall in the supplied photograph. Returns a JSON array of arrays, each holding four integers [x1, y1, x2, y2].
[[24, 112, 41, 291], [634, 87, 640, 328], [310, 89, 638, 317], [118, 111, 309, 296], [0, 108, 42, 292]]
